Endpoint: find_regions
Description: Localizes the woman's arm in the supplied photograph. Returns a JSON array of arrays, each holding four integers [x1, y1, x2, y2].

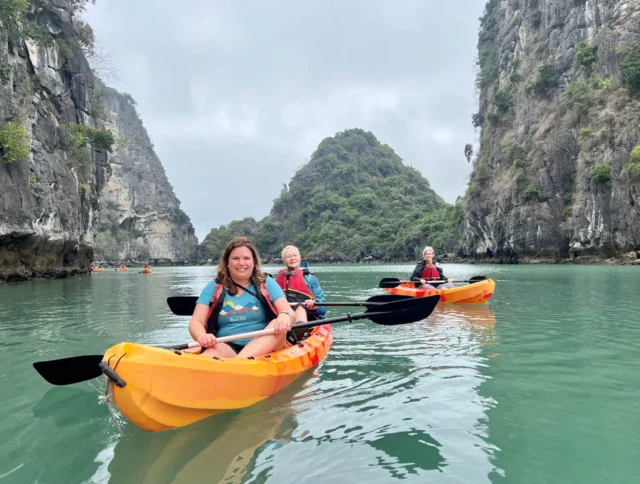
[[411, 261, 425, 281], [436, 265, 452, 284], [188, 304, 217, 347], [305, 275, 327, 317], [270, 297, 294, 335]]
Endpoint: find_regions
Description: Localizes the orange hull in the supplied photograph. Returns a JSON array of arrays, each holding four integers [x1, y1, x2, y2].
[[92, 268, 104, 273], [102, 325, 333, 432], [384, 279, 495, 303], [142, 269, 152, 274]]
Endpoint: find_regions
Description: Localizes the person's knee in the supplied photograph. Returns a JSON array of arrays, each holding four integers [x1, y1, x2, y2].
[[201, 344, 237, 358], [294, 305, 308, 322]]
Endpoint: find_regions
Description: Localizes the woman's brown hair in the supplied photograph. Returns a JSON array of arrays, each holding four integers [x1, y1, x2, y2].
[[215, 236, 267, 295]]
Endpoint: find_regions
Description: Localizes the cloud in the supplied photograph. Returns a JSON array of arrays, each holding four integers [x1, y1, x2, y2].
[[84, 0, 484, 240]]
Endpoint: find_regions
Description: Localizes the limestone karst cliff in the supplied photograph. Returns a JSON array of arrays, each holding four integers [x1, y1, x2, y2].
[[0, 0, 197, 281], [464, 0, 640, 261], [91, 85, 197, 265]]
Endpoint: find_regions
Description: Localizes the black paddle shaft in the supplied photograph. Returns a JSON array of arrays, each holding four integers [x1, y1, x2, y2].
[[166, 294, 413, 316]]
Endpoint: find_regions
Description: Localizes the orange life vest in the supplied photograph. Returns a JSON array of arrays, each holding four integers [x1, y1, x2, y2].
[[421, 264, 441, 280], [275, 268, 315, 303]]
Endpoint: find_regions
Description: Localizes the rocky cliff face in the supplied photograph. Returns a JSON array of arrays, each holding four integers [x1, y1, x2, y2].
[[0, 0, 105, 281], [464, 0, 640, 261], [0, 0, 197, 281], [91, 85, 198, 265]]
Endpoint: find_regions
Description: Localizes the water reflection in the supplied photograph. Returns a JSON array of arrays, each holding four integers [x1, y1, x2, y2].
[[369, 430, 446, 476], [90, 369, 317, 484], [430, 304, 497, 347], [32, 387, 105, 428], [244, 303, 500, 482]]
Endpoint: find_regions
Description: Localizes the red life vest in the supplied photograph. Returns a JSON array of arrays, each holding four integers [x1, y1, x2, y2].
[[421, 264, 441, 280], [275, 268, 315, 303], [205, 282, 278, 335]]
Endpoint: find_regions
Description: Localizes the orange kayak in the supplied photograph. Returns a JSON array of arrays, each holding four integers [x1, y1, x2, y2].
[[142, 268, 152, 274], [92, 268, 104, 273], [383, 278, 495, 303], [116, 267, 128, 272], [101, 325, 333, 432]]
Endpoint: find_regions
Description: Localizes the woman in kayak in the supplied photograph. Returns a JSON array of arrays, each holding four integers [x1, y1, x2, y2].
[[276, 245, 326, 324], [188, 236, 294, 358], [410, 246, 454, 289]]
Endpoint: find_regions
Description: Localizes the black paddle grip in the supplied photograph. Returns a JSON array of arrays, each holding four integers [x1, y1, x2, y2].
[[99, 362, 127, 388]]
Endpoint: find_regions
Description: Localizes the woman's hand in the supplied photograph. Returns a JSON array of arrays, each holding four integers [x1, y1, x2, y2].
[[196, 333, 217, 348], [420, 278, 426, 285], [272, 312, 293, 335], [304, 299, 316, 310], [447, 278, 453, 284]]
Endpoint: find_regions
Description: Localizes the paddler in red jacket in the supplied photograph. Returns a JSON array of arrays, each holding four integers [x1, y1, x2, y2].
[[410, 246, 454, 289]]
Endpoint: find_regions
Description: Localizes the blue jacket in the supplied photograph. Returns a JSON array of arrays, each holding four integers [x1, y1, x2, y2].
[[300, 261, 326, 318], [303, 272, 326, 318]]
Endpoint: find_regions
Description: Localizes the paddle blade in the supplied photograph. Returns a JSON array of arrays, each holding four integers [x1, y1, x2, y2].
[[365, 295, 440, 325], [33, 355, 103, 386], [378, 277, 403, 288], [366, 294, 414, 305], [167, 296, 198, 316], [468, 276, 487, 282]]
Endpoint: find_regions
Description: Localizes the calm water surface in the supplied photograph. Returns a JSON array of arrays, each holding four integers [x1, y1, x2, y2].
[[0, 264, 639, 483]]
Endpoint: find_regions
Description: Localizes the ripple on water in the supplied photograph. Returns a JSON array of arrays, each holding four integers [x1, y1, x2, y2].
[[253, 306, 499, 482]]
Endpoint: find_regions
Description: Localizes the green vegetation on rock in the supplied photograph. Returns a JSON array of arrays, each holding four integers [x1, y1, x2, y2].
[[531, 63, 559, 95], [576, 42, 598, 73], [621, 39, 640, 92], [200, 129, 460, 262], [625, 145, 640, 178], [476, 0, 501, 90], [590, 165, 613, 183], [0, 121, 30, 163]]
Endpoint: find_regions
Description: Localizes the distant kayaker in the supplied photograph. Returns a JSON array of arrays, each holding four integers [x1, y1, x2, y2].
[[410, 246, 454, 289], [144, 264, 151, 270], [276, 245, 326, 323], [188, 237, 294, 358]]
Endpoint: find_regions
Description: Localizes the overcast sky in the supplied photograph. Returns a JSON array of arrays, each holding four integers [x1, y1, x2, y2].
[[84, 0, 484, 241]]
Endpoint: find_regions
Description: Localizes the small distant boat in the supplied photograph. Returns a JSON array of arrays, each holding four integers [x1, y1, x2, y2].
[[142, 267, 152, 274], [116, 266, 128, 272], [92, 268, 104, 273]]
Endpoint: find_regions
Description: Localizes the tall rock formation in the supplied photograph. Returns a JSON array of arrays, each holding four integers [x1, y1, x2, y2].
[[91, 85, 197, 264], [0, 0, 197, 281], [464, 0, 640, 261], [199, 128, 457, 263]]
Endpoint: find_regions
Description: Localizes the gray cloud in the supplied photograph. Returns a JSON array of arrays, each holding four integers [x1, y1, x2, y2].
[[85, 0, 484, 240]]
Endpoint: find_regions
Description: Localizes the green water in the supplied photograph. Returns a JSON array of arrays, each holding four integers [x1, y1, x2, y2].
[[0, 264, 639, 483]]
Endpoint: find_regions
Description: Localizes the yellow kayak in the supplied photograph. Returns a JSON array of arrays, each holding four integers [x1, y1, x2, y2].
[[142, 268, 152, 274], [116, 267, 128, 272], [383, 278, 495, 303], [92, 268, 104, 273], [101, 325, 333, 432]]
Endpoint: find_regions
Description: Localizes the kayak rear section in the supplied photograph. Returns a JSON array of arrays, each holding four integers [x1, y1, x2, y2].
[[101, 325, 333, 432], [384, 279, 495, 303]]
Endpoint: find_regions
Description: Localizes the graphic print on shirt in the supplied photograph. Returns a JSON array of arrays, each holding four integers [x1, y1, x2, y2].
[[220, 300, 260, 322]]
